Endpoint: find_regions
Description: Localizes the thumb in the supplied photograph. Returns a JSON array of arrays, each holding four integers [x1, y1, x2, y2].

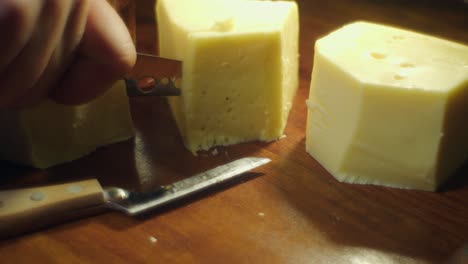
[[52, 0, 136, 105]]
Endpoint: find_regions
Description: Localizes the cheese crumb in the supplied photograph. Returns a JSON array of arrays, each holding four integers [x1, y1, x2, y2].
[[148, 236, 158, 244]]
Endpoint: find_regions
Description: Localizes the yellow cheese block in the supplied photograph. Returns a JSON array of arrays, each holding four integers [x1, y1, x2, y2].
[[156, 0, 299, 153], [306, 21, 468, 191], [0, 81, 134, 168]]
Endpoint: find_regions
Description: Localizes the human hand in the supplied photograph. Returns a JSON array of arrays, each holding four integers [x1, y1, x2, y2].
[[0, 0, 136, 108]]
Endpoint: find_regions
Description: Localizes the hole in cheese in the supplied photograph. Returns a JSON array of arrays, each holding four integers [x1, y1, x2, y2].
[[400, 62, 415, 68], [370, 52, 387, 59], [393, 74, 405, 80]]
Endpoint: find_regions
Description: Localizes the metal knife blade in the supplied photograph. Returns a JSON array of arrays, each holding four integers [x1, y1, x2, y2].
[[125, 53, 182, 97], [0, 157, 270, 237], [104, 157, 271, 215]]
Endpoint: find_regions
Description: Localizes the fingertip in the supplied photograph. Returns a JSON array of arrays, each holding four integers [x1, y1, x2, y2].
[[50, 0, 137, 106], [113, 38, 137, 77], [82, 0, 136, 76]]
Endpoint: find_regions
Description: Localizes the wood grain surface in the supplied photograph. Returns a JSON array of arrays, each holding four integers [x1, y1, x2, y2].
[[1, 0, 467, 263]]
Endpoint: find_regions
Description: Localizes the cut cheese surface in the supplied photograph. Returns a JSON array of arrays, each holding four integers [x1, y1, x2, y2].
[[0, 81, 134, 168], [156, 0, 299, 153], [306, 21, 468, 191]]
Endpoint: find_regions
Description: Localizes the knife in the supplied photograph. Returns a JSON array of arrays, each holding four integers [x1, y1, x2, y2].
[[125, 53, 182, 97], [0, 157, 270, 238]]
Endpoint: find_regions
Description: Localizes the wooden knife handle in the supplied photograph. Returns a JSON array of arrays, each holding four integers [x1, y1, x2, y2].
[[0, 179, 106, 238]]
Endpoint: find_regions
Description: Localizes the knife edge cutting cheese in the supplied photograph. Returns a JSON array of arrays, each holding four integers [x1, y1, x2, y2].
[[0, 52, 183, 169]]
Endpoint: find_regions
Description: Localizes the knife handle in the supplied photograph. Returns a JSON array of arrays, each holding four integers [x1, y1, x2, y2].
[[0, 179, 105, 238]]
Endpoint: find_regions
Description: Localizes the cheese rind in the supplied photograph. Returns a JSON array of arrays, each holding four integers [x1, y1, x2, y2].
[[156, 0, 299, 153], [0, 81, 134, 168], [306, 21, 468, 191]]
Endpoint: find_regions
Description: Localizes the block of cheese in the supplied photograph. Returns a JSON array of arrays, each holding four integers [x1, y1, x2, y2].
[[0, 80, 134, 168], [306, 21, 468, 191], [156, 0, 299, 153]]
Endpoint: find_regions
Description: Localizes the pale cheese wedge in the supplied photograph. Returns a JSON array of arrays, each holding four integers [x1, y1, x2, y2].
[[156, 0, 299, 153], [0, 81, 134, 168], [306, 21, 468, 191]]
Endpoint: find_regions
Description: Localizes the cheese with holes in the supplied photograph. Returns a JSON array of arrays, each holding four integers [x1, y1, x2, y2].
[[0, 80, 134, 168], [156, 0, 299, 153], [306, 21, 468, 191]]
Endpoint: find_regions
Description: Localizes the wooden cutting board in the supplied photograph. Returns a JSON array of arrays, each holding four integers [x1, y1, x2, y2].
[[1, 0, 467, 263]]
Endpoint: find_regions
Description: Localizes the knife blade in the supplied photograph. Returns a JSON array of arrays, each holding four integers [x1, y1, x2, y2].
[[125, 53, 182, 97], [0, 157, 270, 238]]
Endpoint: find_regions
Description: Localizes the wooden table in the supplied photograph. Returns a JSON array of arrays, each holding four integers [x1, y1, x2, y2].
[[1, 0, 467, 263]]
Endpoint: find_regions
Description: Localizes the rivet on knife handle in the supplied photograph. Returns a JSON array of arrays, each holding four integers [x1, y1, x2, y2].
[[125, 53, 182, 97], [125, 76, 181, 96]]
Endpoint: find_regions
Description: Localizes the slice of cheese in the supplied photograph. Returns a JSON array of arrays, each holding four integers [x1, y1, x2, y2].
[[306, 21, 468, 191], [156, 0, 299, 153], [0, 80, 134, 168]]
